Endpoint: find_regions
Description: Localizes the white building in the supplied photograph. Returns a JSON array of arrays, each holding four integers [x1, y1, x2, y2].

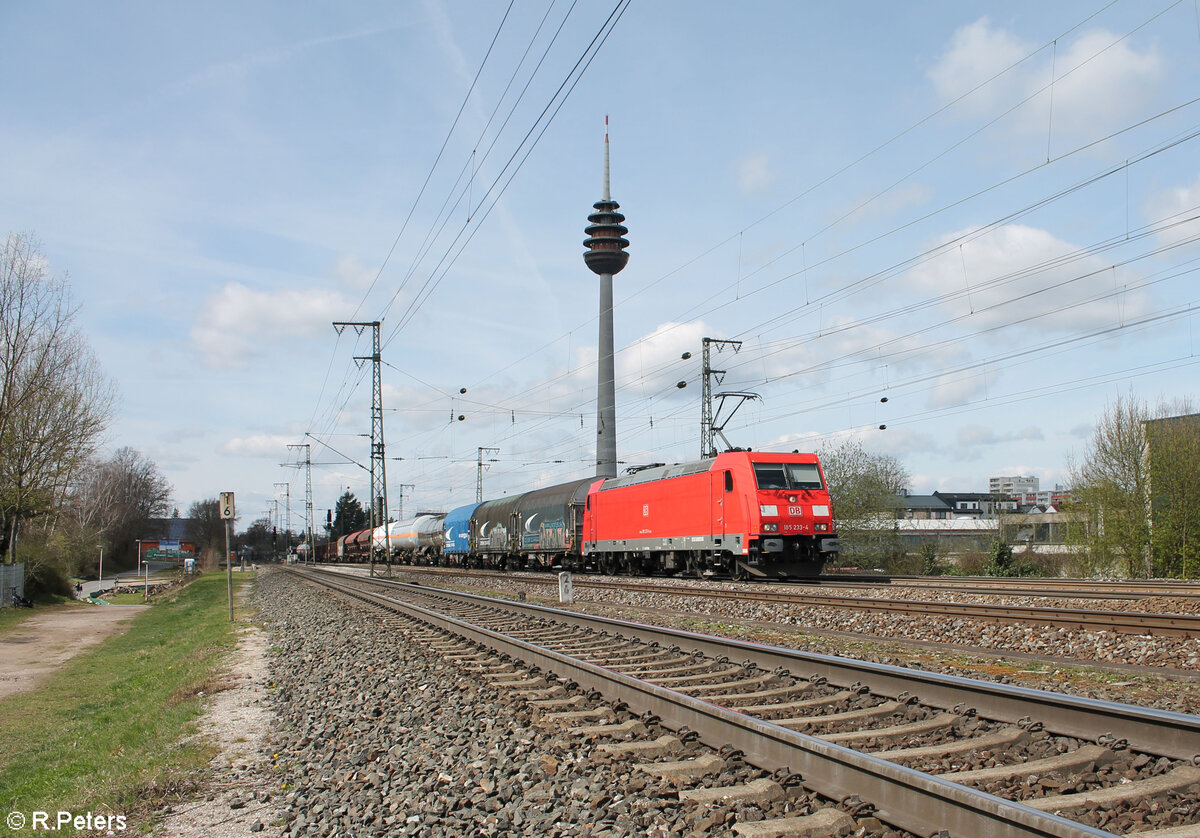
[[989, 475, 1039, 496]]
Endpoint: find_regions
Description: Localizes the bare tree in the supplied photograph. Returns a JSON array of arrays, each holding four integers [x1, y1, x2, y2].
[[187, 497, 227, 567], [48, 447, 173, 574], [0, 232, 115, 562]]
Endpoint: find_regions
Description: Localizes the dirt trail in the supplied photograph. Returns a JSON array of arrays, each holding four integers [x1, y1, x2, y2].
[[0, 604, 148, 698]]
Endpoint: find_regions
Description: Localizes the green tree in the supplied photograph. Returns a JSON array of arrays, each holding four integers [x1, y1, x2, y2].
[[983, 539, 1039, 577], [817, 438, 909, 566], [1066, 394, 1152, 576], [919, 541, 946, 576], [1067, 395, 1200, 578], [332, 491, 367, 538], [1145, 411, 1200, 577]]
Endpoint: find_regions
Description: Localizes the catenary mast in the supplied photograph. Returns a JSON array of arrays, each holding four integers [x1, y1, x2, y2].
[[582, 116, 630, 478]]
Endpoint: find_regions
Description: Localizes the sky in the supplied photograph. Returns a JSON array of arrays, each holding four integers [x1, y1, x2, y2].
[[3, 0, 1199, 532]]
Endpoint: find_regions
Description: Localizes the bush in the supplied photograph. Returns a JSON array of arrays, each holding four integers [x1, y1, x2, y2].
[[983, 540, 1041, 577], [24, 561, 73, 600], [919, 541, 947, 576]]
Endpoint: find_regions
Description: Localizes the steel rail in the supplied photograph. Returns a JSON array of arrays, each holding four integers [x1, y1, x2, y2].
[[600, 584, 1200, 638], [341, 563, 1200, 599], [866, 576, 1200, 598], [312, 568, 1200, 760], [373, 565, 1200, 638], [292, 568, 1112, 838]]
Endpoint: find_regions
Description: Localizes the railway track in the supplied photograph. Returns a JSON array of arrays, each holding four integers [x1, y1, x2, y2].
[[290, 566, 1200, 837], [822, 576, 1200, 601], [325, 563, 1200, 601], [327, 564, 1200, 639]]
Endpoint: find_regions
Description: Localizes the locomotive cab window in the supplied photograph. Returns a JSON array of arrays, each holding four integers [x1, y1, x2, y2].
[[753, 462, 824, 491], [724, 470, 733, 492]]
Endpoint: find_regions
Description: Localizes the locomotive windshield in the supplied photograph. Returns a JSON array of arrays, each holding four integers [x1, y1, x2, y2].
[[753, 462, 824, 491]]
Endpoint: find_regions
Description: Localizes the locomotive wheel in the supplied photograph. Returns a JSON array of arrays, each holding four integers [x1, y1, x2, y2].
[[600, 556, 618, 576], [731, 561, 750, 582]]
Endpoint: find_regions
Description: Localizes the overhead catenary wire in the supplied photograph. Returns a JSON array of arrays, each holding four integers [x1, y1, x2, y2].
[[301, 0, 1200, 509]]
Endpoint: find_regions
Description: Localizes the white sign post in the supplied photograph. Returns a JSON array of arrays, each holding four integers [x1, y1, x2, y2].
[[220, 492, 235, 621], [558, 571, 574, 604]]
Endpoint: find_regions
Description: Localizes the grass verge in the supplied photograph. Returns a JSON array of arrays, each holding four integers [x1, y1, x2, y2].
[[0, 571, 255, 835], [0, 603, 38, 635]]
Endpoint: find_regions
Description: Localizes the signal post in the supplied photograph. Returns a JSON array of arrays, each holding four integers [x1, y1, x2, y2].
[[220, 492, 235, 621]]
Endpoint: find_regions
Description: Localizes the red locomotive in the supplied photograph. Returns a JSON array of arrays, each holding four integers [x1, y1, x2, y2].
[[583, 450, 837, 579], [326, 450, 838, 579]]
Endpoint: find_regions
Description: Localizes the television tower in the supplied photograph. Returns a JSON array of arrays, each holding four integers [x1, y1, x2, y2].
[[583, 116, 630, 478]]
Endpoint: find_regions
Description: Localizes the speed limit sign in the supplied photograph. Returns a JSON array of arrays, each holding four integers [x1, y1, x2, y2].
[[219, 492, 235, 520]]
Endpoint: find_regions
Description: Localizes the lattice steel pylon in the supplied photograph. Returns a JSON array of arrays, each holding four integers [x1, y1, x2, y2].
[[273, 482, 291, 552], [286, 443, 314, 563], [333, 320, 388, 574], [701, 338, 742, 458], [477, 447, 499, 503]]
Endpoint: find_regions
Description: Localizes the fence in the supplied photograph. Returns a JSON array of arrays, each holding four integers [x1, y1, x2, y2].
[[0, 562, 25, 607]]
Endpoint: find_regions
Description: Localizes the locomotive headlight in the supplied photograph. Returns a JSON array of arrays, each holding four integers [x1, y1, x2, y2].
[[759, 504, 778, 516], [811, 505, 830, 517], [815, 523, 828, 532], [763, 523, 779, 532], [787, 495, 797, 503]]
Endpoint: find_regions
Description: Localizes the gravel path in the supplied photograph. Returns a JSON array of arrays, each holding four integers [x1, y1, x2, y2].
[[0, 603, 148, 698], [154, 593, 283, 837]]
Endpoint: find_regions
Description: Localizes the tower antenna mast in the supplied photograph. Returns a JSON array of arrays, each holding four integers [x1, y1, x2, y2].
[[583, 116, 630, 478]]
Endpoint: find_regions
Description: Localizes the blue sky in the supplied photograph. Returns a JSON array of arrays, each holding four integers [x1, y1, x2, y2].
[[3, 1, 1199, 530]]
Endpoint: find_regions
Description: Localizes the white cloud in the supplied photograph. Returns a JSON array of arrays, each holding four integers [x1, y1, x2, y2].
[[928, 18, 1032, 107], [870, 427, 938, 460], [617, 320, 710, 400], [908, 223, 1150, 337], [734, 152, 774, 197], [191, 282, 354, 368], [1069, 423, 1093, 439], [220, 434, 300, 457], [834, 183, 933, 228], [957, 424, 1043, 447], [1144, 172, 1200, 251], [928, 369, 990, 409], [953, 424, 1044, 461], [928, 19, 1163, 141], [334, 253, 378, 289]]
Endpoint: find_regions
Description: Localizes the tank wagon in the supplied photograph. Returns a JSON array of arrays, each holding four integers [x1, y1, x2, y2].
[[331, 450, 838, 579], [384, 513, 445, 564]]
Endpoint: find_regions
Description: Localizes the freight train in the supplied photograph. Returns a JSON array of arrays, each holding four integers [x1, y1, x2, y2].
[[321, 450, 839, 579]]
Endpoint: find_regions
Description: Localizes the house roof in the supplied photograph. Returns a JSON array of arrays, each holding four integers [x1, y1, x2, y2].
[[896, 494, 952, 510]]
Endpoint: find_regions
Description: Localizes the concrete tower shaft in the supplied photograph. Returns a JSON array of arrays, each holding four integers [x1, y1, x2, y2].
[[583, 119, 629, 478]]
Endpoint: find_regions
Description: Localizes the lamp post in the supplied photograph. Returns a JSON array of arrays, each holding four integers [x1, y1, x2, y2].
[[98, 546, 104, 586], [136, 539, 142, 574]]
